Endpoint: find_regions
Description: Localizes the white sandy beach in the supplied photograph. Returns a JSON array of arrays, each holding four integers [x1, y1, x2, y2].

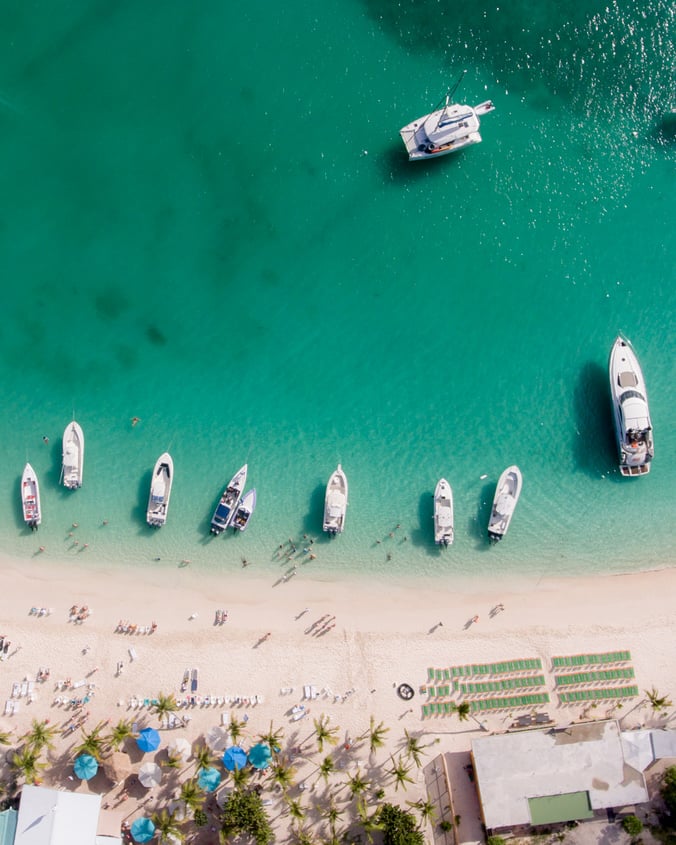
[[0, 551, 674, 842]]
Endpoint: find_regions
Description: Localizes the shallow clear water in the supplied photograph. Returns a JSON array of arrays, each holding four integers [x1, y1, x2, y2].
[[0, 0, 673, 580]]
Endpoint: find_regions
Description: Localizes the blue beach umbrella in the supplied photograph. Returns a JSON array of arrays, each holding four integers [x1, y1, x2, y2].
[[248, 743, 272, 770], [136, 727, 161, 753], [130, 816, 156, 843], [73, 753, 99, 780], [197, 766, 222, 792], [222, 745, 248, 771]]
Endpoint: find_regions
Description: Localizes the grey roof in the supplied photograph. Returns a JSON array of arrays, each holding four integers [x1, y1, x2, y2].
[[472, 720, 648, 830]]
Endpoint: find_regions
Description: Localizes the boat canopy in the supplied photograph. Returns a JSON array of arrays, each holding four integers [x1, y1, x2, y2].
[[438, 510, 452, 527], [424, 105, 478, 145], [621, 393, 650, 433]]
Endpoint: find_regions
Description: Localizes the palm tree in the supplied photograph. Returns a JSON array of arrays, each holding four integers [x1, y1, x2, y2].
[[0, 730, 12, 746], [150, 692, 178, 724], [322, 798, 344, 841], [22, 719, 58, 754], [228, 715, 246, 744], [151, 808, 185, 844], [645, 687, 672, 712], [178, 778, 204, 813], [286, 797, 306, 824], [163, 753, 182, 771], [313, 714, 339, 753], [106, 719, 134, 751], [316, 754, 336, 783], [192, 743, 213, 772], [407, 798, 437, 827], [270, 762, 296, 792], [361, 715, 389, 755], [356, 797, 382, 844], [74, 723, 107, 761], [388, 755, 414, 792], [346, 768, 370, 799], [402, 729, 427, 768], [230, 765, 251, 790], [258, 720, 285, 754], [11, 747, 46, 784], [456, 701, 471, 721], [290, 826, 316, 845]]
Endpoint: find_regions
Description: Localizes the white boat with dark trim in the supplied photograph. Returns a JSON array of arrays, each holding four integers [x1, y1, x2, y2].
[[433, 478, 454, 546], [146, 452, 174, 527], [210, 464, 247, 535], [22, 463, 41, 531], [62, 421, 84, 489], [609, 336, 654, 476], [487, 465, 522, 543], [323, 464, 348, 535], [399, 71, 495, 161], [232, 489, 257, 532]]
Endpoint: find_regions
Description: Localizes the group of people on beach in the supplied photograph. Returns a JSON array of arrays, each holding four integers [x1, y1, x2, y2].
[[305, 614, 337, 637], [114, 620, 157, 634], [214, 609, 229, 625], [0, 636, 12, 658], [68, 605, 91, 623]]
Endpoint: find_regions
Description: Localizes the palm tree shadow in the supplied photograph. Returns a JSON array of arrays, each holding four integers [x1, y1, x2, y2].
[[572, 361, 618, 479]]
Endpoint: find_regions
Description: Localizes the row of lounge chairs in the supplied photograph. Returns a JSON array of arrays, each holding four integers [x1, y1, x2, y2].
[[470, 693, 550, 712], [428, 659, 542, 682], [552, 651, 631, 667], [555, 669, 635, 686], [455, 676, 546, 695], [559, 686, 638, 703]]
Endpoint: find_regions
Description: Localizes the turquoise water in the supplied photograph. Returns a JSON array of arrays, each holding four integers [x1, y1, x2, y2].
[[0, 0, 673, 581]]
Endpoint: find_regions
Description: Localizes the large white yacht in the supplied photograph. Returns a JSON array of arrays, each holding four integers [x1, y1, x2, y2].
[[400, 73, 495, 161], [210, 464, 248, 534], [487, 466, 522, 543], [433, 478, 454, 546], [147, 453, 174, 527], [22, 463, 41, 530], [608, 336, 654, 476], [62, 421, 84, 489], [323, 465, 348, 535]]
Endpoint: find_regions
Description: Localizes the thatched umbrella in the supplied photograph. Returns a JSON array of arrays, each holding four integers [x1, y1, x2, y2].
[[102, 751, 133, 785]]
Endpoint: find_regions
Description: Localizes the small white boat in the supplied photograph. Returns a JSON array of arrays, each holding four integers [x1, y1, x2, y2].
[[323, 464, 348, 535], [488, 466, 522, 543], [146, 452, 174, 527], [22, 463, 41, 531], [399, 71, 495, 161], [609, 336, 654, 476], [434, 478, 454, 546], [62, 421, 84, 489], [210, 464, 247, 535], [232, 489, 257, 532]]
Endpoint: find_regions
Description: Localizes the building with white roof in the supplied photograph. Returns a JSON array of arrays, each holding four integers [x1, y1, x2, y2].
[[13, 786, 121, 845]]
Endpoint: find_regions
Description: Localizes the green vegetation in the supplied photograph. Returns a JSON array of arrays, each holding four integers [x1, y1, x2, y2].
[[378, 803, 424, 845], [220, 789, 273, 845], [622, 815, 643, 836]]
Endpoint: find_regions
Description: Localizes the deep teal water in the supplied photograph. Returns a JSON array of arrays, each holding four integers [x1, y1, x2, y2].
[[0, 0, 673, 581]]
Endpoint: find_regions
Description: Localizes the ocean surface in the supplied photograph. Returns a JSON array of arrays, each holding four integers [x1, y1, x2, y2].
[[0, 0, 674, 584]]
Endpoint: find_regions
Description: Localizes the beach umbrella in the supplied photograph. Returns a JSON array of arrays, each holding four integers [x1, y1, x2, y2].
[[103, 750, 133, 784], [222, 745, 248, 771], [136, 727, 161, 753], [167, 737, 191, 762], [73, 753, 99, 780], [138, 761, 162, 788], [248, 743, 272, 770], [197, 766, 222, 792], [205, 725, 229, 753], [130, 816, 156, 843]]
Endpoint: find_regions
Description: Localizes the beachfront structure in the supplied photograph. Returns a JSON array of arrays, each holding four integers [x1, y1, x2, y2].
[[13, 785, 122, 845], [471, 720, 676, 835]]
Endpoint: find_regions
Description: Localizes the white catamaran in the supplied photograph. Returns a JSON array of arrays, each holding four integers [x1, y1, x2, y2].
[[399, 71, 495, 161]]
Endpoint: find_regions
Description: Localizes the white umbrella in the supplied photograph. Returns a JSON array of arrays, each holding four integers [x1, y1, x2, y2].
[[167, 800, 187, 822], [138, 761, 162, 788], [205, 726, 229, 753], [167, 737, 191, 762]]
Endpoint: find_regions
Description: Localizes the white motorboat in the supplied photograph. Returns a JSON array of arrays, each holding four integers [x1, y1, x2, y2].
[[210, 464, 247, 534], [487, 466, 522, 543], [61, 421, 84, 489], [609, 336, 654, 476], [323, 464, 348, 535], [232, 489, 257, 532], [146, 452, 174, 527], [434, 478, 454, 546], [22, 463, 41, 530], [400, 71, 495, 161]]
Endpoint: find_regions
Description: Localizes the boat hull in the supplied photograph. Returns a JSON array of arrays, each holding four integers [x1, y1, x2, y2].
[[434, 478, 454, 546], [323, 464, 348, 535], [487, 466, 522, 543], [232, 489, 256, 532], [147, 453, 174, 527], [400, 99, 495, 161], [62, 421, 84, 489], [22, 462, 41, 530], [608, 336, 653, 476], [210, 464, 248, 534]]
